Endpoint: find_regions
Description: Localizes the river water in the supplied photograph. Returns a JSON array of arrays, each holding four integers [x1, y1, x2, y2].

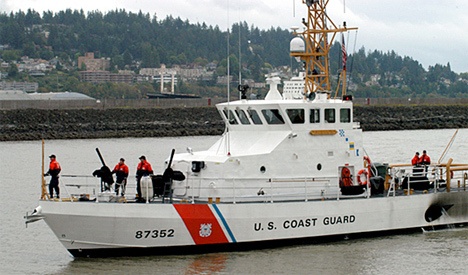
[[1, 130, 468, 274]]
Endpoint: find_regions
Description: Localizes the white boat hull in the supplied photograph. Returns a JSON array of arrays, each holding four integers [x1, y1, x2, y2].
[[39, 191, 468, 257]]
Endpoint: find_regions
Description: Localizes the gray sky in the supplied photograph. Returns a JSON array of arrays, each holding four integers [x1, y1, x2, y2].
[[2, 0, 467, 73]]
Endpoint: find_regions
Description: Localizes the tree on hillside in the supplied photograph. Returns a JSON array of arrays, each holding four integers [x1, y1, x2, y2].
[[8, 63, 19, 78]]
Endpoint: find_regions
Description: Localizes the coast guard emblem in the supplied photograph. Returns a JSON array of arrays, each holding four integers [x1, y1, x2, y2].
[[199, 223, 212, 237]]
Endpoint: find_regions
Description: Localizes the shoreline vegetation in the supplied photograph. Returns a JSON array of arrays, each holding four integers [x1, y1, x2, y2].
[[2, 105, 468, 141]]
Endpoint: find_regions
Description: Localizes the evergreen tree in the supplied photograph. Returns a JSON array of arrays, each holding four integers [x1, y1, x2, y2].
[[8, 63, 19, 77]]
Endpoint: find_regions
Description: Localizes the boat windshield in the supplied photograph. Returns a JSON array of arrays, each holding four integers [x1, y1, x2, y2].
[[286, 109, 305, 124], [262, 109, 285, 124], [248, 109, 263, 125], [235, 109, 250, 125], [223, 109, 239, 124]]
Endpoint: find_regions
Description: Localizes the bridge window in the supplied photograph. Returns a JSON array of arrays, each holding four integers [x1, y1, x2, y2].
[[223, 109, 238, 124], [236, 109, 250, 125], [262, 109, 285, 124], [324, 108, 335, 123], [310, 108, 320, 123], [247, 109, 263, 124], [287, 109, 305, 124], [340, 108, 351, 123]]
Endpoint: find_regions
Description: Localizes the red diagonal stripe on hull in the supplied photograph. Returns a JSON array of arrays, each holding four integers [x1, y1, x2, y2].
[[174, 204, 229, 245]]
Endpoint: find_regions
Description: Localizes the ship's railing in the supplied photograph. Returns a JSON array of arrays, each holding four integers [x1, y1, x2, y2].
[[51, 174, 374, 204], [180, 176, 367, 203], [387, 159, 468, 196], [42, 175, 97, 201], [47, 174, 347, 203]]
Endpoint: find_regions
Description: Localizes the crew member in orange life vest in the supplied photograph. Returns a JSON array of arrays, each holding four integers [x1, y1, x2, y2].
[[420, 150, 431, 165], [136, 155, 153, 199], [45, 154, 61, 199], [112, 158, 129, 196], [411, 152, 420, 166]]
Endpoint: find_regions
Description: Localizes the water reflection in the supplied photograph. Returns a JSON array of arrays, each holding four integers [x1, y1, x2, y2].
[[54, 253, 228, 275], [184, 254, 228, 274]]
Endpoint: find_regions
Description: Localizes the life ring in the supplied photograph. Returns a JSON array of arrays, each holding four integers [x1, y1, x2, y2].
[[357, 169, 368, 186]]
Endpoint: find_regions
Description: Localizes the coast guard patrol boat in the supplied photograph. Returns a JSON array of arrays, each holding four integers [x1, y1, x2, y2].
[[26, 0, 468, 257]]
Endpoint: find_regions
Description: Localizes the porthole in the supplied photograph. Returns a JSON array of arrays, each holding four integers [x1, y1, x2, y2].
[[260, 166, 266, 173], [317, 163, 322, 171]]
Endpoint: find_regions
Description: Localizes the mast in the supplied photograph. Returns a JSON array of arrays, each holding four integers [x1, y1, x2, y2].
[[290, 0, 356, 98], [41, 139, 49, 200]]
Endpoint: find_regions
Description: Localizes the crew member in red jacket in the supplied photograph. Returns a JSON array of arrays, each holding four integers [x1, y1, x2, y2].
[[419, 150, 431, 174], [420, 150, 431, 165], [45, 154, 61, 199], [136, 155, 153, 199], [112, 158, 129, 196], [411, 152, 420, 166]]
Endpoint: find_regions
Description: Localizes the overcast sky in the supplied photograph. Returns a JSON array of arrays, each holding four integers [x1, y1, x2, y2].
[[2, 0, 467, 73]]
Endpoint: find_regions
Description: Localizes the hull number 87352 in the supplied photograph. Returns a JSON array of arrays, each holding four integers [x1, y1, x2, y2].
[[135, 229, 175, 239]]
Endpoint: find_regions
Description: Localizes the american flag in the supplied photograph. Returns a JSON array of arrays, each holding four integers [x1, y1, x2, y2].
[[341, 34, 347, 70]]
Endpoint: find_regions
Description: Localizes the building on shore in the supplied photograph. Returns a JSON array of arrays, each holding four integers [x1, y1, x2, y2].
[[79, 71, 133, 84], [77, 52, 110, 71]]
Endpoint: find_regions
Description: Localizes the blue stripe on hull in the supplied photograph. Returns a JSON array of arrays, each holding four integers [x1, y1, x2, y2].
[[211, 204, 237, 243]]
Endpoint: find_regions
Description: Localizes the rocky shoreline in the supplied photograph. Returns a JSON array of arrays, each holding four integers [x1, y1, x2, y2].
[[1, 105, 467, 141]]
